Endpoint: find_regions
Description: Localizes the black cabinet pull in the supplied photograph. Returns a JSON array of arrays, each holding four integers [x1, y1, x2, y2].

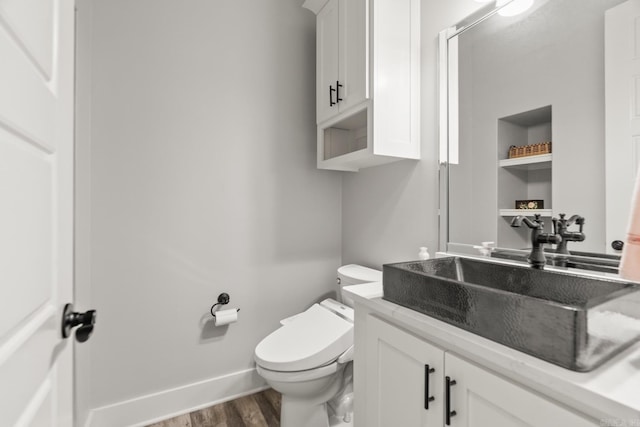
[[336, 80, 343, 103], [424, 364, 436, 410], [612, 240, 624, 251], [329, 85, 337, 106], [445, 376, 457, 425]]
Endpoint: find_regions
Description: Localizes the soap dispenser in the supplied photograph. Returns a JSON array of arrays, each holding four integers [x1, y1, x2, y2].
[[473, 241, 495, 257]]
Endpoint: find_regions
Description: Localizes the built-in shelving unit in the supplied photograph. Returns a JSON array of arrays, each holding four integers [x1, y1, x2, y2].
[[497, 105, 553, 247], [498, 154, 553, 218]]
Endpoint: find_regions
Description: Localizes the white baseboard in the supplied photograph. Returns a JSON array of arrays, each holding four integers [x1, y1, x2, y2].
[[85, 368, 267, 427]]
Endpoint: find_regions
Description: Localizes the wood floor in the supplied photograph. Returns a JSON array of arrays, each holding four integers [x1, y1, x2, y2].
[[147, 389, 281, 427]]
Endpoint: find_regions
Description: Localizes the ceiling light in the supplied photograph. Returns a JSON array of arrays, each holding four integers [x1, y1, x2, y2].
[[496, 0, 534, 16]]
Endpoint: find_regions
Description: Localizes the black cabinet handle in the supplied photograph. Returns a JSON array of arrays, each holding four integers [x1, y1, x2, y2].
[[424, 365, 436, 409], [612, 240, 624, 251], [445, 376, 457, 425], [329, 85, 337, 106], [336, 80, 343, 102]]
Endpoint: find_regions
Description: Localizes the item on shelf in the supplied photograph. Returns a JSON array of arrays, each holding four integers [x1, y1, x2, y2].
[[508, 141, 552, 159], [515, 200, 544, 210]]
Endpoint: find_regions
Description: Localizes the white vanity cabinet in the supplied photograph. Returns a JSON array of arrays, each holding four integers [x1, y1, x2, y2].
[[361, 314, 599, 427], [303, 0, 420, 171]]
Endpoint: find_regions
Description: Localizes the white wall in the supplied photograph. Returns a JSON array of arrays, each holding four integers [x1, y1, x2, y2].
[[75, 0, 508, 424], [76, 1, 342, 425], [342, 0, 484, 268]]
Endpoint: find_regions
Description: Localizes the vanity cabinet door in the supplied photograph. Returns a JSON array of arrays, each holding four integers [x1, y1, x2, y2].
[[444, 353, 599, 427], [364, 315, 444, 427]]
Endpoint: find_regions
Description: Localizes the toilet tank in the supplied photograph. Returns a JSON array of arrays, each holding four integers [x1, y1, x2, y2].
[[337, 264, 382, 307]]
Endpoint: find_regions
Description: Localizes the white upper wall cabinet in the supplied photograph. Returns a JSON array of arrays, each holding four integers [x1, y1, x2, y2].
[[304, 0, 420, 171]]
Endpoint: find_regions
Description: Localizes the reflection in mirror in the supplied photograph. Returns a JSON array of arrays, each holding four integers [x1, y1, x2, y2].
[[440, 0, 636, 271]]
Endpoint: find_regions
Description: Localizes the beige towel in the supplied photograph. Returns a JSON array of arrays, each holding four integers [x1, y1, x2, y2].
[[620, 168, 640, 281]]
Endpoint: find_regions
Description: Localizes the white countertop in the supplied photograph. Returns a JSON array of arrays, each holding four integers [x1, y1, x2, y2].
[[344, 282, 640, 424]]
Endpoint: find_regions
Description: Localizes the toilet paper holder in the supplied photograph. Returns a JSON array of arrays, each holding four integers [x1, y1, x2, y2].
[[210, 292, 240, 318]]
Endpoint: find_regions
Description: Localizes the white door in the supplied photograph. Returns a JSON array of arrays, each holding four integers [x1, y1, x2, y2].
[[444, 353, 598, 427], [364, 315, 445, 427], [0, 0, 76, 425], [605, 0, 640, 254]]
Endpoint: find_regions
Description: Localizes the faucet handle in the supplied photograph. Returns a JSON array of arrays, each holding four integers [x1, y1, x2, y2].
[[533, 214, 544, 228], [511, 214, 545, 229], [566, 214, 585, 232]]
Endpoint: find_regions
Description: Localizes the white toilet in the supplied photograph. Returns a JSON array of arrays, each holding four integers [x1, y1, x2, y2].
[[254, 264, 382, 427]]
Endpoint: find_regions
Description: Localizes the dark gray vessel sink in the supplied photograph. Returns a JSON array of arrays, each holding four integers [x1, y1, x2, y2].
[[383, 257, 640, 371]]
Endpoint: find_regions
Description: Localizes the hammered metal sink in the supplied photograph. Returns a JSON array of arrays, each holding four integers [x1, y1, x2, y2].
[[383, 257, 640, 371]]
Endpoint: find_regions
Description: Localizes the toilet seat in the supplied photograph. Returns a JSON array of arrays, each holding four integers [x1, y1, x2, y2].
[[254, 302, 353, 372], [256, 360, 340, 383]]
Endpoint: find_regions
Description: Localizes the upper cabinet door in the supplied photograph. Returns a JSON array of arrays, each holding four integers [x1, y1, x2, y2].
[[338, 0, 368, 114], [372, 0, 420, 159], [317, 0, 340, 124]]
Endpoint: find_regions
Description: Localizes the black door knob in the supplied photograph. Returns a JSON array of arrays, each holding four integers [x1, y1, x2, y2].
[[612, 240, 624, 251], [62, 303, 96, 343]]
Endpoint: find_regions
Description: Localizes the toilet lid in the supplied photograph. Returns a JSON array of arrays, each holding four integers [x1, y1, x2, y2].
[[254, 303, 353, 372]]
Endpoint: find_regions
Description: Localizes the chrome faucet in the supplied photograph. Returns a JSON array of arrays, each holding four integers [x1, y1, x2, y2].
[[510, 214, 562, 269], [552, 214, 585, 255]]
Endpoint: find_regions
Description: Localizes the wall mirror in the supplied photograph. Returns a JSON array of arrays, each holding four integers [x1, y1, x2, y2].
[[439, 0, 639, 270]]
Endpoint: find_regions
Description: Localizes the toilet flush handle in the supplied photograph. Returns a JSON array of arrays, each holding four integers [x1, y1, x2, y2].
[[337, 345, 354, 364]]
